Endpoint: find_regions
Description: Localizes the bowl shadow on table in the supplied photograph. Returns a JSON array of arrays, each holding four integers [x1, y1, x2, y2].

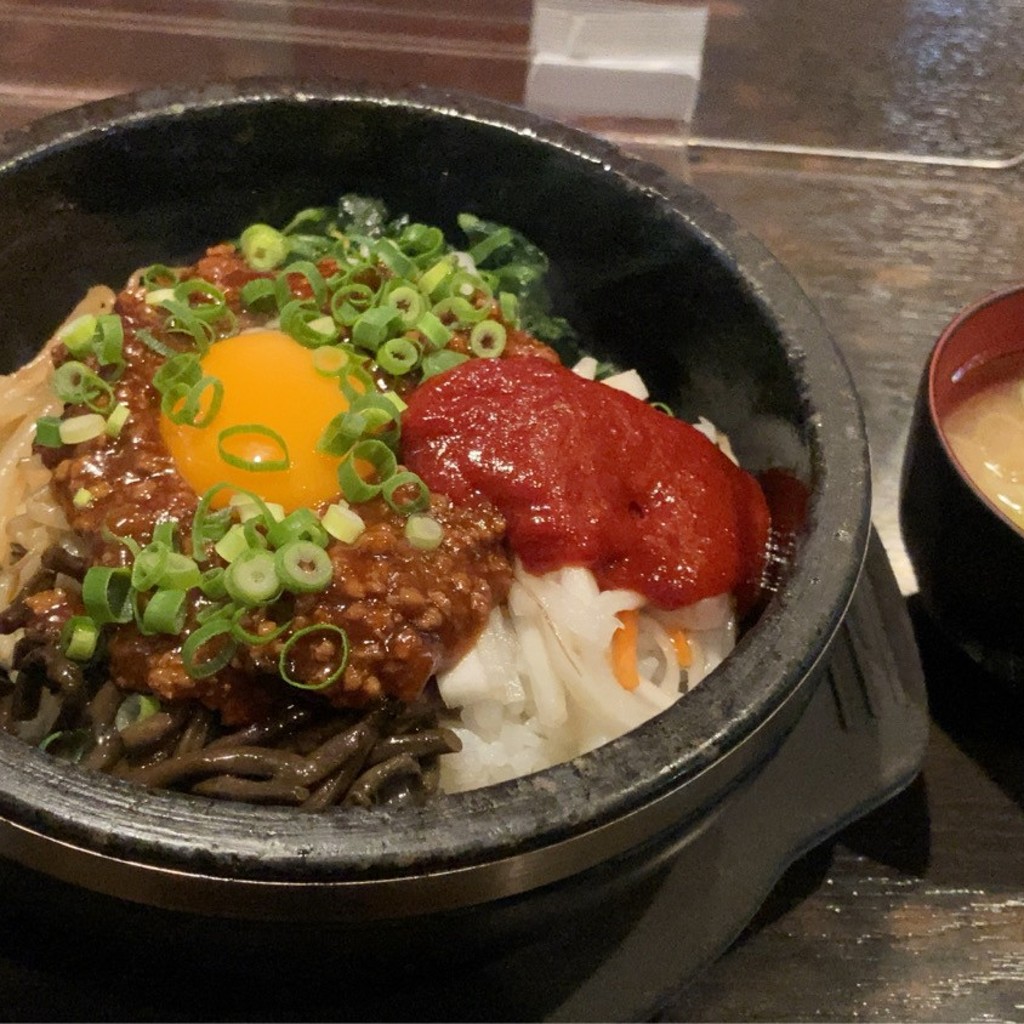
[[0, 820, 691, 1023], [717, 772, 932, 950], [702, 586, 1024, 968], [906, 594, 1024, 812]]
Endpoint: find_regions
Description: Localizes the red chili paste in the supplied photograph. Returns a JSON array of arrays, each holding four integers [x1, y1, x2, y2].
[[401, 358, 771, 611]]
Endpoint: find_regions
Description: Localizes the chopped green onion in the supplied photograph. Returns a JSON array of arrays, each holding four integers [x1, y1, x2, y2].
[[241, 517, 265, 557], [464, 223, 513, 266], [354, 394, 402, 447], [382, 471, 430, 516], [161, 375, 224, 429], [274, 540, 333, 594], [34, 416, 64, 448], [240, 277, 277, 312], [105, 402, 130, 437], [181, 618, 237, 679], [140, 264, 179, 290], [146, 288, 175, 306], [228, 607, 291, 646], [155, 296, 217, 351], [102, 526, 142, 559], [380, 390, 408, 415], [276, 260, 328, 309], [385, 285, 426, 327], [39, 729, 92, 762], [333, 257, 374, 284], [469, 319, 507, 358], [405, 513, 444, 550], [448, 269, 491, 303], [60, 615, 99, 661], [215, 305, 240, 338], [351, 306, 401, 353], [190, 484, 237, 560], [131, 543, 169, 591], [374, 237, 417, 279], [59, 413, 107, 445], [152, 352, 201, 395], [336, 362, 376, 402], [311, 345, 350, 377], [292, 235, 337, 261], [173, 279, 228, 323], [191, 484, 279, 561], [317, 409, 366, 457], [308, 315, 338, 338], [319, 394, 401, 457], [414, 310, 452, 351], [418, 256, 455, 298], [82, 566, 133, 625], [266, 507, 328, 550], [199, 566, 228, 600], [280, 299, 340, 348], [240, 223, 289, 271], [52, 361, 114, 411], [214, 523, 253, 563], [420, 349, 469, 380], [72, 487, 94, 509], [278, 624, 349, 691], [229, 493, 285, 524], [322, 502, 365, 544], [129, 590, 154, 636], [195, 599, 235, 625], [498, 291, 519, 325], [398, 223, 445, 264], [224, 549, 280, 607], [217, 424, 290, 472], [95, 315, 125, 370], [337, 439, 397, 502], [114, 693, 161, 732], [330, 282, 376, 326], [136, 327, 179, 359], [377, 336, 420, 376], [151, 521, 177, 548], [160, 551, 202, 591], [432, 295, 488, 326], [142, 588, 188, 634], [57, 314, 98, 356]]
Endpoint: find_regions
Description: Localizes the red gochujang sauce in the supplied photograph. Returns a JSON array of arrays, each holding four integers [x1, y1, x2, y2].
[[401, 358, 772, 613]]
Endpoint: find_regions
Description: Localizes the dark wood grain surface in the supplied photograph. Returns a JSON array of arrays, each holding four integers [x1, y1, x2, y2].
[[692, 0, 1024, 163], [0, 1, 1022, 1020]]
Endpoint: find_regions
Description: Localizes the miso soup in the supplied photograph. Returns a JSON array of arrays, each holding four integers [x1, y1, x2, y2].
[[943, 352, 1024, 531]]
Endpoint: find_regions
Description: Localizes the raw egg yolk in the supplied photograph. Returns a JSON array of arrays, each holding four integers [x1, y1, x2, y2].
[[160, 330, 350, 511]]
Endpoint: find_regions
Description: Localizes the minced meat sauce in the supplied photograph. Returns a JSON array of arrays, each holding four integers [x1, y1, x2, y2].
[[32, 247, 517, 725]]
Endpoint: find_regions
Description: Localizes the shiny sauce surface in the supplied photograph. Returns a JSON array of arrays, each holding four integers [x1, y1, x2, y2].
[[401, 358, 771, 611]]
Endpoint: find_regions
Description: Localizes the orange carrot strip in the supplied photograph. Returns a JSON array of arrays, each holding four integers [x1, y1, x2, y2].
[[611, 609, 640, 691], [669, 627, 693, 668]]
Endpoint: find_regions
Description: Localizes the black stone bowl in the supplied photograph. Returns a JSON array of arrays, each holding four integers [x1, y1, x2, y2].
[[902, 284, 1024, 689], [0, 81, 868, 948]]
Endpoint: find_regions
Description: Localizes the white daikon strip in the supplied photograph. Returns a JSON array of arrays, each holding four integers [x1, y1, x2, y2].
[[600, 368, 649, 400]]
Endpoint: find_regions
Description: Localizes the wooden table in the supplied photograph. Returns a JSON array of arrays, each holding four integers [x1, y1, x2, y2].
[[1, 1, 1022, 1019]]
